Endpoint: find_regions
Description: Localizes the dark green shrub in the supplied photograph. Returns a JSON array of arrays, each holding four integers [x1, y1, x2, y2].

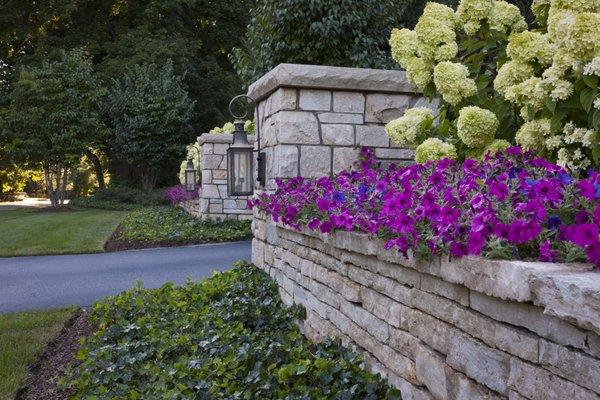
[[114, 206, 252, 244], [70, 186, 168, 210], [67, 262, 400, 399]]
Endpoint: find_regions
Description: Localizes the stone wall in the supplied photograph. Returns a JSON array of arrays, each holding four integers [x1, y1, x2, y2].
[[179, 198, 200, 217], [197, 133, 253, 220], [252, 211, 600, 400], [247, 64, 435, 190]]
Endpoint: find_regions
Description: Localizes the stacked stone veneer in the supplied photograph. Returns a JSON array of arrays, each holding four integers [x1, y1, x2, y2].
[[252, 212, 600, 400], [247, 64, 436, 190], [197, 133, 254, 220]]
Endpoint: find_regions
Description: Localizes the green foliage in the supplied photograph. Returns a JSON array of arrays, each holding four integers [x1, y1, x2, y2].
[[231, 0, 414, 85], [105, 62, 195, 189], [40, 0, 251, 133], [67, 262, 400, 399], [3, 48, 105, 170], [115, 206, 252, 244], [70, 186, 168, 211]]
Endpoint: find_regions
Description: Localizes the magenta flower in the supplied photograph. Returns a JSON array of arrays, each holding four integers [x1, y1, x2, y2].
[[539, 241, 557, 262], [252, 146, 600, 268], [563, 224, 599, 247]]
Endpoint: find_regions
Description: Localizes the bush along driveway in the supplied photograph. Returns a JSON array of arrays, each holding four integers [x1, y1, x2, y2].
[[105, 206, 252, 251], [61, 262, 399, 399]]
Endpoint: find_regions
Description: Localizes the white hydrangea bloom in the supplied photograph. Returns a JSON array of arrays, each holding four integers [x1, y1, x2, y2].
[[549, 79, 574, 100], [594, 97, 600, 110], [583, 57, 600, 76], [489, 1, 528, 33], [545, 135, 563, 150], [457, 0, 494, 35], [558, 147, 592, 171], [433, 61, 477, 105]]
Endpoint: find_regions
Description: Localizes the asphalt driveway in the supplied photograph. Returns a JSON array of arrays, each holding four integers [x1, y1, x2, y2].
[[0, 241, 252, 313]]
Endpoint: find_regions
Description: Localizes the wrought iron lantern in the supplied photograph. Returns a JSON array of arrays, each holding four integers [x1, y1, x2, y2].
[[184, 158, 197, 192], [227, 95, 266, 196]]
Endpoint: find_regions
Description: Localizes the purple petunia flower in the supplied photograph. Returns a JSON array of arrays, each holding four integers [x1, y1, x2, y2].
[[563, 224, 599, 247]]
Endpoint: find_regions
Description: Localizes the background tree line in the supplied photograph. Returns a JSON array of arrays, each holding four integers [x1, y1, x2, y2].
[[0, 0, 532, 206]]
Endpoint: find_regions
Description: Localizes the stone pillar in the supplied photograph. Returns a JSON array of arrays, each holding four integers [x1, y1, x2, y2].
[[197, 133, 254, 220], [247, 63, 435, 190]]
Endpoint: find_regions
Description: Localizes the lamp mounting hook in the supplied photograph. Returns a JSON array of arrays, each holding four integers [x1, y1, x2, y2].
[[228, 94, 255, 120]]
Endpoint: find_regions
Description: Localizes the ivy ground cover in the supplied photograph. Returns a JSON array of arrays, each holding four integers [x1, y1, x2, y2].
[[251, 147, 600, 268], [66, 262, 399, 399], [106, 206, 252, 251]]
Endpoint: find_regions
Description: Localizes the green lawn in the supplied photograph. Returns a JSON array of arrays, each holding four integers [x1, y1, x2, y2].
[[0, 208, 128, 257], [0, 308, 74, 399]]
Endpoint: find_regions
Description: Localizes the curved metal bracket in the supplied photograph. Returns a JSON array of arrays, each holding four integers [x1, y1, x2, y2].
[[228, 94, 255, 120]]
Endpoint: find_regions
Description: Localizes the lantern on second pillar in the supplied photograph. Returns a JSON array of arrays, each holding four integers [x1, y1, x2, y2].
[[227, 120, 254, 196]]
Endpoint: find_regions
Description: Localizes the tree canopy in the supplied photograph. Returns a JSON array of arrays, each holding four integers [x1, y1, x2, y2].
[[105, 61, 195, 189], [3, 48, 106, 205]]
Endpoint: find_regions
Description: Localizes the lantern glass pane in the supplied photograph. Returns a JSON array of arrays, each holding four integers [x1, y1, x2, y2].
[[228, 148, 254, 195], [185, 170, 196, 191]]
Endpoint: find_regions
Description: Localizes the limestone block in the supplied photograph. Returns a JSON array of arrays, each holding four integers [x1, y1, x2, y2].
[[308, 279, 340, 309], [214, 143, 229, 154], [201, 170, 212, 185], [440, 256, 580, 303], [389, 327, 420, 360], [322, 124, 354, 145], [361, 286, 407, 329], [470, 290, 588, 350], [419, 274, 469, 306], [538, 339, 600, 394], [263, 111, 320, 145], [333, 147, 360, 174], [209, 203, 223, 214], [356, 125, 390, 147], [252, 239, 264, 267], [275, 145, 299, 177], [263, 87, 297, 117], [299, 146, 331, 178], [508, 357, 599, 400], [340, 251, 422, 288], [223, 199, 237, 209], [317, 112, 363, 124], [339, 300, 389, 342], [199, 198, 209, 213], [201, 184, 220, 199], [375, 147, 415, 160], [405, 308, 456, 354], [390, 375, 435, 400], [446, 334, 510, 394], [412, 290, 539, 362], [247, 64, 417, 102], [347, 265, 413, 307], [365, 94, 412, 123], [410, 96, 440, 112], [213, 169, 227, 180], [415, 345, 450, 399], [217, 184, 228, 198], [266, 222, 279, 245], [333, 91, 365, 113], [202, 143, 213, 155], [531, 271, 600, 335], [299, 89, 331, 111], [202, 154, 223, 169]]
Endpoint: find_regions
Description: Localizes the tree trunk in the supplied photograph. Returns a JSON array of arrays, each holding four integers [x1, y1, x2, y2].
[[44, 165, 69, 207], [86, 150, 105, 190], [140, 169, 158, 191]]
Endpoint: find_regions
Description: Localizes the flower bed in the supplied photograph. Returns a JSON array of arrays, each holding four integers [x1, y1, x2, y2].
[[251, 147, 600, 268]]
